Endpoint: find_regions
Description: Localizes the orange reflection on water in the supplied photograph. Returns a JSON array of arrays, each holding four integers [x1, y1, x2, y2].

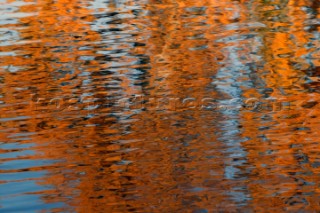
[[0, 0, 319, 212]]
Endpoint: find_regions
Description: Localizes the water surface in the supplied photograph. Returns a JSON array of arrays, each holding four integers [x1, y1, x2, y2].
[[0, 0, 320, 212]]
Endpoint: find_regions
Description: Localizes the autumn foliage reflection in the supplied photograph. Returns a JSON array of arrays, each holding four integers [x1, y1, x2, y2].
[[0, 0, 319, 212]]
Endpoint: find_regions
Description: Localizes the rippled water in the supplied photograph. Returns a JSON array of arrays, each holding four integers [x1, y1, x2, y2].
[[0, 0, 319, 212]]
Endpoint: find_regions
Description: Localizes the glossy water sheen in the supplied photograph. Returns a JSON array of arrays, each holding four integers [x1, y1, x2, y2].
[[0, 0, 319, 212]]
